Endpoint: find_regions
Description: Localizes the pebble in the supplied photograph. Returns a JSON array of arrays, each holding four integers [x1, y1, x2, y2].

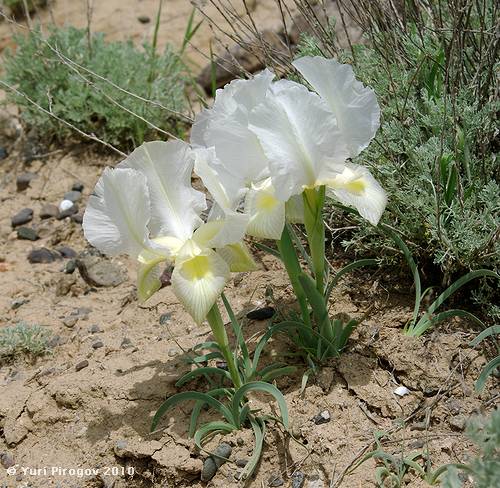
[[268, 474, 284, 487], [77, 255, 127, 287], [63, 190, 82, 203], [71, 181, 84, 192], [56, 246, 77, 258], [0, 147, 7, 160], [121, 337, 132, 349], [292, 471, 306, 488], [235, 459, 248, 467], [216, 361, 228, 370], [167, 348, 178, 357], [11, 208, 33, 227], [0, 452, 15, 468], [47, 335, 61, 348], [92, 341, 104, 350], [394, 386, 410, 397], [40, 203, 59, 219], [246, 306, 275, 321], [28, 248, 57, 264], [75, 360, 89, 372], [449, 415, 467, 431], [17, 226, 39, 241], [137, 15, 151, 23], [63, 316, 78, 328], [201, 443, 232, 482], [11, 298, 29, 309], [63, 259, 77, 274], [159, 312, 171, 325], [89, 324, 101, 334], [57, 202, 78, 220], [312, 410, 331, 425], [16, 172, 36, 192], [71, 214, 83, 224]]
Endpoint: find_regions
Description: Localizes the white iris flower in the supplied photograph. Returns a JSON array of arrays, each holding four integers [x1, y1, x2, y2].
[[83, 140, 255, 324], [191, 55, 387, 240]]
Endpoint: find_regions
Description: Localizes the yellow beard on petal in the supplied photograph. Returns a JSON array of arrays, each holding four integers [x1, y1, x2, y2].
[[256, 191, 279, 211], [182, 254, 212, 280], [344, 177, 367, 195]]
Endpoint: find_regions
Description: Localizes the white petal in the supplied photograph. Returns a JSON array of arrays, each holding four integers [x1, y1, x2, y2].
[[172, 240, 230, 324], [248, 80, 348, 201], [244, 179, 286, 240], [190, 108, 212, 147], [137, 256, 166, 302], [192, 147, 246, 211], [193, 211, 249, 249], [118, 140, 206, 241], [217, 242, 258, 272], [293, 56, 380, 158], [326, 163, 387, 225], [83, 167, 155, 258], [285, 194, 305, 224]]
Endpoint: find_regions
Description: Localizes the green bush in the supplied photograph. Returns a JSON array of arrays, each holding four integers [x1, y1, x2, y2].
[[2, 25, 188, 150], [0, 322, 52, 360], [295, 0, 498, 315]]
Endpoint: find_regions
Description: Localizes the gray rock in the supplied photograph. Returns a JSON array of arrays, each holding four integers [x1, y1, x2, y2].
[[47, 335, 61, 348], [11, 208, 33, 227], [17, 226, 39, 241], [40, 203, 59, 219], [92, 341, 104, 350], [121, 338, 132, 349], [449, 415, 467, 431], [167, 348, 178, 357], [0, 451, 15, 468], [16, 172, 37, 192], [75, 360, 89, 372], [292, 471, 306, 488], [63, 316, 78, 328], [0, 147, 7, 160], [235, 459, 248, 467], [268, 474, 284, 487], [201, 443, 232, 482], [89, 324, 101, 334], [77, 255, 127, 287], [71, 213, 83, 224], [28, 248, 57, 264], [71, 182, 84, 192], [312, 410, 331, 425], [159, 312, 171, 325], [57, 203, 78, 220], [11, 298, 29, 309], [63, 190, 82, 202], [137, 15, 150, 23], [56, 246, 77, 258], [64, 259, 77, 274]]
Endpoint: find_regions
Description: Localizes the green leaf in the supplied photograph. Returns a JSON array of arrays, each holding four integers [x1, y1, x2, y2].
[[175, 367, 231, 387], [298, 273, 331, 341], [470, 325, 500, 346], [261, 366, 297, 382], [151, 391, 234, 431], [475, 356, 500, 392], [254, 242, 282, 259], [193, 421, 236, 451], [238, 416, 265, 481], [232, 381, 289, 430], [325, 258, 378, 302]]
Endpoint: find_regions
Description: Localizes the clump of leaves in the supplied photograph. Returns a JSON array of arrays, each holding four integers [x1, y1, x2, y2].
[[296, 1, 499, 292], [441, 409, 500, 488], [2, 25, 188, 150], [0, 321, 52, 360]]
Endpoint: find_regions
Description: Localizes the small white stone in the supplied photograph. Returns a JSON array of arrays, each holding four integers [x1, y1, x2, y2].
[[394, 386, 410, 397], [59, 199, 74, 212]]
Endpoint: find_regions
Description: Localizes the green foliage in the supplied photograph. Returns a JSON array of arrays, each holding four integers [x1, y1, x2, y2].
[[0, 322, 52, 360], [470, 325, 500, 391], [441, 410, 500, 488], [2, 25, 188, 149], [297, 1, 499, 289]]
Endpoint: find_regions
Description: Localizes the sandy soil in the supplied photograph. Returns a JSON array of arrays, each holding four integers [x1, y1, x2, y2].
[[0, 2, 497, 488]]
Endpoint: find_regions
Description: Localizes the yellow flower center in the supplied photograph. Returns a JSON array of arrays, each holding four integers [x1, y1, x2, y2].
[[182, 255, 211, 280]]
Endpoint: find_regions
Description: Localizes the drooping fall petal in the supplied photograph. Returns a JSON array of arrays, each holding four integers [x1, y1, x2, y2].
[[172, 240, 230, 324]]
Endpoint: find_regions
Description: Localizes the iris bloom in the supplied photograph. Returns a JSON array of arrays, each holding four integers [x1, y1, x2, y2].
[[83, 140, 255, 324], [191, 56, 387, 240]]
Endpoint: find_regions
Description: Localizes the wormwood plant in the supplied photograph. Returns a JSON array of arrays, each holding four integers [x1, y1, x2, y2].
[[294, 1, 499, 321], [0, 321, 52, 361], [2, 25, 187, 150]]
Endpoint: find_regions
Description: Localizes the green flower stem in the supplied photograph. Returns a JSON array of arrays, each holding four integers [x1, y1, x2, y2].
[[206, 304, 242, 389], [303, 186, 326, 295], [277, 225, 312, 328]]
